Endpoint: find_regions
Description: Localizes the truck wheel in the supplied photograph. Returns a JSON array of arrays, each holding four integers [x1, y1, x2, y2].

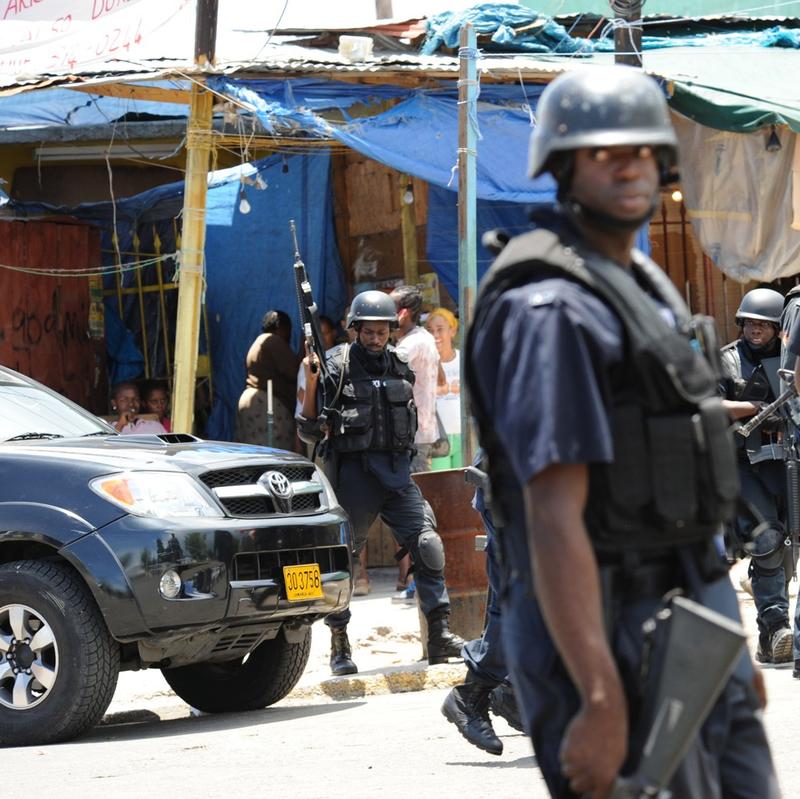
[[0, 560, 120, 746], [162, 627, 311, 713]]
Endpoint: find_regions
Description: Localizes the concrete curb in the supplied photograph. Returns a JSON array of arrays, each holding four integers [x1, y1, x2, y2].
[[101, 662, 468, 726], [288, 662, 468, 701]]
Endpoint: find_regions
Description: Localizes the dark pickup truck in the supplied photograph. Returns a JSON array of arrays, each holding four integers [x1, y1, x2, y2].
[[0, 365, 352, 745]]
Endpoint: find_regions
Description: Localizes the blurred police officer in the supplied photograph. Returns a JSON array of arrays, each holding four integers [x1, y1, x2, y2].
[[297, 291, 465, 675], [441, 452, 522, 756], [466, 67, 779, 798], [720, 288, 792, 664]]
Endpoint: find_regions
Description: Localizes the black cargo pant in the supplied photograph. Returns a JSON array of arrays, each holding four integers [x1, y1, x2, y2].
[[325, 456, 450, 629]]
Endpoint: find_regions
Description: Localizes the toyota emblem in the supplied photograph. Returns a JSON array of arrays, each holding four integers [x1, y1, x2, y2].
[[260, 470, 293, 501]]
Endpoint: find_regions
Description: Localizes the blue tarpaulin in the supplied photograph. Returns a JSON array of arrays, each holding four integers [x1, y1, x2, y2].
[[212, 78, 556, 204], [426, 184, 650, 302], [331, 92, 556, 203], [204, 152, 346, 441]]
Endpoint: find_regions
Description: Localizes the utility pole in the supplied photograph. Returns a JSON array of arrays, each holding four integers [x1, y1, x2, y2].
[[612, 0, 643, 67], [457, 23, 477, 466], [171, 0, 218, 433]]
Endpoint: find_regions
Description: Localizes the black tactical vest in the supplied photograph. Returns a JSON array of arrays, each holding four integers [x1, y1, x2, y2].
[[466, 228, 740, 556], [330, 344, 418, 454], [720, 339, 782, 463]]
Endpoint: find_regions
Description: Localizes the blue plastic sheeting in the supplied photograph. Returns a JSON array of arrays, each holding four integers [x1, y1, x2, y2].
[[333, 93, 556, 203], [426, 184, 651, 303], [423, 3, 591, 55], [204, 152, 346, 441], [424, 5, 800, 55], [208, 77, 411, 114], [8, 152, 346, 442], [592, 25, 800, 51], [213, 79, 556, 202], [209, 80, 331, 137], [0, 82, 189, 130], [104, 303, 146, 385]]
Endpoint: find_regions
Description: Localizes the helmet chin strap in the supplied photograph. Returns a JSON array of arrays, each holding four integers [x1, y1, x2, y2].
[[563, 195, 658, 234]]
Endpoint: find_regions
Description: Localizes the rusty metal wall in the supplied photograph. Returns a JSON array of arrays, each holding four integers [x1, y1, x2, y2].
[[0, 219, 108, 413]]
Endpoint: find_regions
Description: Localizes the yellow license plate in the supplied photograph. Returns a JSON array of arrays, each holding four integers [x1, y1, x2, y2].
[[283, 563, 324, 602]]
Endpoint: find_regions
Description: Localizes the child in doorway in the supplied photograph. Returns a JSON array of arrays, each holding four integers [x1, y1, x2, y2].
[[141, 380, 172, 432]]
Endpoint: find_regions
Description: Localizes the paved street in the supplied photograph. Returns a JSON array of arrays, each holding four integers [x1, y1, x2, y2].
[[7, 670, 800, 799], [6, 564, 800, 798]]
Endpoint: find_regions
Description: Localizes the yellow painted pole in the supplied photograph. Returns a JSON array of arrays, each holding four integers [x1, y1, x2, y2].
[[171, 0, 218, 433]]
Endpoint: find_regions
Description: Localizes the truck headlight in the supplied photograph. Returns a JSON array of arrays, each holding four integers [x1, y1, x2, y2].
[[90, 472, 223, 519]]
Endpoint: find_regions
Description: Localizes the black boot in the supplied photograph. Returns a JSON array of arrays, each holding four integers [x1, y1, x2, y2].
[[489, 680, 524, 732], [427, 615, 466, 665], [329, 627, 358, 676], [756, 622, 792, 664], [794, 660, 800, 679], [442, 680, 503, 755]]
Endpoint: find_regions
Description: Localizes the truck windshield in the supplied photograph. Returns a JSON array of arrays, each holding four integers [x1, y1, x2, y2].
[[0, 380, 112, 442]]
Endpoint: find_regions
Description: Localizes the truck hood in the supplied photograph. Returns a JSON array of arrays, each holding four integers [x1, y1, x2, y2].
[[0, 435, 311, 478]]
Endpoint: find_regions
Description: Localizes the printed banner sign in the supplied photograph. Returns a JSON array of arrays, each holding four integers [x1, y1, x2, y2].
[[0, 0, 195, 79]]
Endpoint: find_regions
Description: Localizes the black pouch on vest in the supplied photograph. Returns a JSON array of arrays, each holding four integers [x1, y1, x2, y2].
[[336, 382, 374, 451], [606, 405, 651, 510], [383, 380, 416, 449], [648, 415, 697, 523]]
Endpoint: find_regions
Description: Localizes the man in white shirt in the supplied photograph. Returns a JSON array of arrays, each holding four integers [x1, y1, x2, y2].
[[391, 285, 443, 473]]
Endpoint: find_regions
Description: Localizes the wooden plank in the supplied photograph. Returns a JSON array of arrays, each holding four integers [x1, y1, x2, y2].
[[70, 83, 191, 105]]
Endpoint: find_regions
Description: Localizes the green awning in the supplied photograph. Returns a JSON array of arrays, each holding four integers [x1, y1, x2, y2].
[[519, 1, 800, 18], [644, 48, 800, 132]]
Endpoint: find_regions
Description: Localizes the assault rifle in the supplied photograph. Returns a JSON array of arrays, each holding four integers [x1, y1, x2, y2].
[[604, 596, 747, 799], [290, 220, 329, 383]]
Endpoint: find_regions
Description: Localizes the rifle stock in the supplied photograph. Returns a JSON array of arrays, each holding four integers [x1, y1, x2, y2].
[[605, 596, 746, 799]]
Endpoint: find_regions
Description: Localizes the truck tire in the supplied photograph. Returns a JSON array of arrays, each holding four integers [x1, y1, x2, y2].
[[162, 627, 311, 713], [0, 560, 120, 746]]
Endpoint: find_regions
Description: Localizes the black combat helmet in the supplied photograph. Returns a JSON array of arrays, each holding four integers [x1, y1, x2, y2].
[[346, 290, 398, 328], [528, 67, 679, 185], [736, 288, 784, 325]]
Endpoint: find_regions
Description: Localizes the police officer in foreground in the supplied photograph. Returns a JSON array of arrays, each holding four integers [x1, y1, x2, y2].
[[466, 67, 779, 798], [297, 291, 465, 676], [720, 288, 793, 664]]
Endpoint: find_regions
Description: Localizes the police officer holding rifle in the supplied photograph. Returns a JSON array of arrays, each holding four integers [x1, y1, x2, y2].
[[297, 291, 465, 676], [466, 67, 779, 798]]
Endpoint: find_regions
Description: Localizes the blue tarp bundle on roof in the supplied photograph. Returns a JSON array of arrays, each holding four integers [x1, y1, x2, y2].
[[423, 3, 591, 55], [423, 3, 800, 55]]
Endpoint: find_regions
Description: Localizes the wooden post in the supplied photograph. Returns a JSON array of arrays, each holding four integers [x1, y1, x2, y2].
[[171, 0, 218, 433], [614, 0, 643, 67], [375, 0, 393, 20], [457, 24, 478, 466], [399, 174, 419, 286]]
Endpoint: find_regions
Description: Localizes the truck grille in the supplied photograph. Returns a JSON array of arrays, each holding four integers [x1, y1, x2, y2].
[[233, 546, 350, 582], [198, 464, 324, 518]]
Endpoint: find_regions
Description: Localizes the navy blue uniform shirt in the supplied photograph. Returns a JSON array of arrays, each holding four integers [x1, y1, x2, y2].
[[470, 275, 624, 576]]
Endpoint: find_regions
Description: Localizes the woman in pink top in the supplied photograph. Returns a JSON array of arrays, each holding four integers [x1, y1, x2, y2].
[[110, 382, 167, 435]]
